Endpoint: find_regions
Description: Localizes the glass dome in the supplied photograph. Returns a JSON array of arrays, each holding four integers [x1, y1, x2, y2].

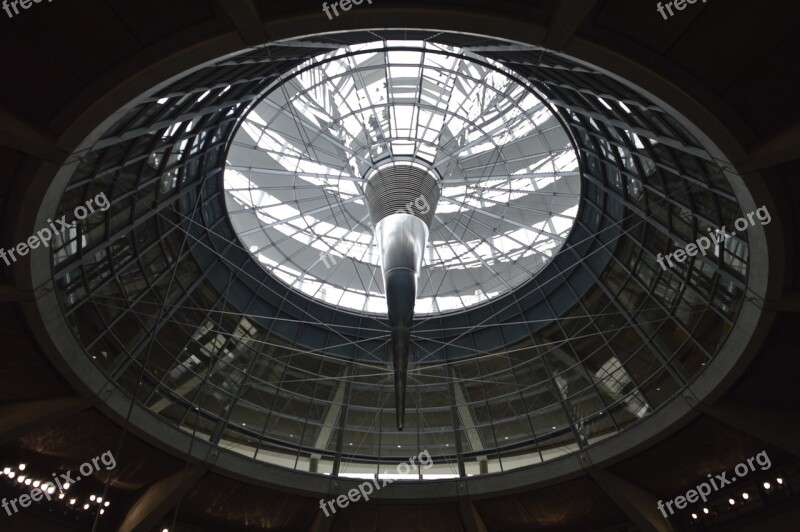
[[224, 40, 581, 315], [49, 30, 750, 487]]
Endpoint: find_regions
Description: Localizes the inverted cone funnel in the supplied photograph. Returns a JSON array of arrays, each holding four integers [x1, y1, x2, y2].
[[365, 166, 440, 430]]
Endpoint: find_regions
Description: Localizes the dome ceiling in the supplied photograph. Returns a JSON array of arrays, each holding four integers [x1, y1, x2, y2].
[[43, 30, 758, 494]]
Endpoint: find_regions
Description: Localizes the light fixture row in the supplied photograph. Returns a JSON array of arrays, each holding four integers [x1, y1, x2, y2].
[[1, 464, 111, 514], [691, 477, 786, 520]]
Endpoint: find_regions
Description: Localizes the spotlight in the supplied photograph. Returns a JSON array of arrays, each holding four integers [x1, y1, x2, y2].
[[97, 497, 103, 503], [104, 501, 110, 507], [24, 478, 31, 485], [742, 492, 749, 500], [83, 504, 90, 510], [58, 494, 65, 500], [16, 475, 24, 482], [47, 486, 56, 495], [100, 509, 105, 515], [702, 507, 709, 514], [18, 464, 26, 471], [69, 498, 76, 505], [691, 513, 698, 519], [2, 468, 9, 474], [777, 477, 783, 485], [728, 498, 735, 505], [763, 482, 771, 490], [63, 482, 71, 490], [32, 480, 40, 488], [7, 472, 15, 479], [90, 495, 96, 501]]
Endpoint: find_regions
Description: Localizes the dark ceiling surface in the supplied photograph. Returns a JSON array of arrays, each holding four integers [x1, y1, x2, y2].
[[0, 1, 798, 531]]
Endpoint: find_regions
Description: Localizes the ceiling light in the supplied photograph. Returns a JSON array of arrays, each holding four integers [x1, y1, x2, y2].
[[24, 478, 31, 485], [728, 498, 735, 505], [58, 494, 65, 500], [69, 498, 76, 505], [63, 482, 71, 489], [691, 513, 697, 519], [7, 472, 15, 479], [83, 504, 90, 510], [702, 507, 709, 514], [32, 480, 40, 488], [90, 495, 96, 501], [97, 497, 103, 503], [776, 477, 783, 485], [18, 464, 26, 471], [742, 492, 749, 500], [104, 501, 110, 507], [46, 486, 56, 495], [763, 482, 771, 489], [100, 509, 105, 515], [16, 475, 24, 482]]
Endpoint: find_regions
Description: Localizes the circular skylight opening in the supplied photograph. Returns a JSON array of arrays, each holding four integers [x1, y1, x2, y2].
[[224, 40, 581, 315]]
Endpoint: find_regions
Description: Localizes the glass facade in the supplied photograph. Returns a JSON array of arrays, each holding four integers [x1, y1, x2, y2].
[[52, 31, 747, 481]]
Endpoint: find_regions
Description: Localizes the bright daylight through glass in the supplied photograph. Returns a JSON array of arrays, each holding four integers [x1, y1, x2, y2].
[[224, 40, 581, 315]]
